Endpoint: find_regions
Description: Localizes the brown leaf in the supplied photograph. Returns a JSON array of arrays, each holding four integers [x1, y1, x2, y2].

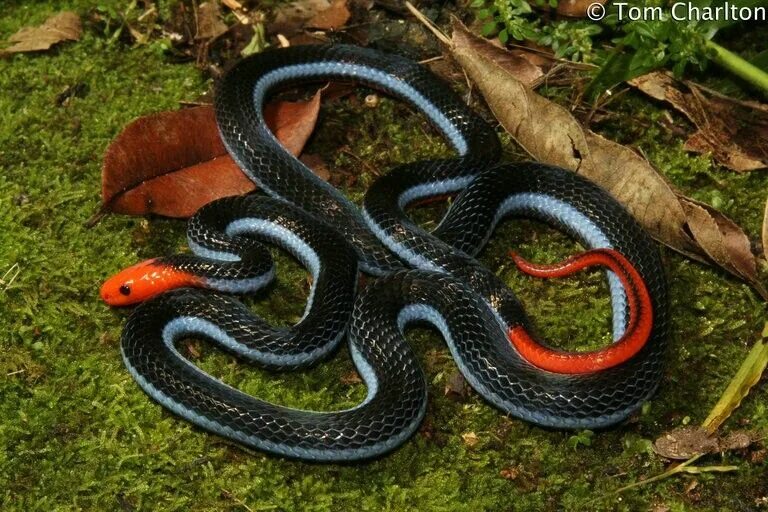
[[102, 91, 321, 218], [1, 11, 81, 55], [299, 154, 331, 181], [653, 426, 719, 459], [443, 370, 471, 401], [680, 198, 764, 294], [450, 22, 552, 88], [630, 72, 768, 172], [340, 371, 362, 385], [264, 91, 322, 156], [555, 0, 607, 17], [654, 426, 757, 459], [306, 0, 351, 30], [270, 0, 333, 36], [196, 1, 229, 40], [449, 20, 767, 298]]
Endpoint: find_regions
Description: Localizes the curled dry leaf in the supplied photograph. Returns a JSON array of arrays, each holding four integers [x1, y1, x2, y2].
[[629, 71, 768, 172], [102, 91, 321, 218], [0, 11, 82, 56], [449, 20, 767, 299]]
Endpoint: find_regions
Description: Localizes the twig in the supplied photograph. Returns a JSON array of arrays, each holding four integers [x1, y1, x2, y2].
[[418, 55, 444, 65], [610, 454, 738, 496], [221, 489, 255, 512], [1, 263, 20, 291], [84, 206, 109, 228], [404, 1, 450, 46]]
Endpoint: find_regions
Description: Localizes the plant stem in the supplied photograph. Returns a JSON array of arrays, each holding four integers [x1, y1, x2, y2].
[[706, 40, 768, 97]]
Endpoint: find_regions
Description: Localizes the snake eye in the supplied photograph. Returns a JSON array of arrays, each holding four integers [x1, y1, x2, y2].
[[119, 284, 131, 296]]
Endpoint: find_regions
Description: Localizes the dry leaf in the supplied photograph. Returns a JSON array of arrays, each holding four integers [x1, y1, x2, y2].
[[1, 11, 81, 56], [264, 91, 322, 156], [340, 371, 362, 385], [306, 0, 351, 30], [654, 426, 719, 459], [444, 370, 471, 401], [654, 426, 757, 459], [449, 20, 767, 299], [630, 72, 768, 172], [102, 92, 321, 218], [461, 432, 479, 447], [299, 154, 331, 181], [449, 23, 553, 88], [555, 0, 607, 17], [196, 1, 229, 40], [270, 0, 332, 35]]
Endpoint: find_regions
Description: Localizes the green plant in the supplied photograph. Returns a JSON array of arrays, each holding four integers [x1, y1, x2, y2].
[[473, 0, 768, 98]]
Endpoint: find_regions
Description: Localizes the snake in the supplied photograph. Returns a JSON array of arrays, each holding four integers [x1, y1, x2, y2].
[[101, 45, 668, 461]]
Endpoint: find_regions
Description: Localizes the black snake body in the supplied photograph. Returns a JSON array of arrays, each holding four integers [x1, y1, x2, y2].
[[109, 45, 668, 461]]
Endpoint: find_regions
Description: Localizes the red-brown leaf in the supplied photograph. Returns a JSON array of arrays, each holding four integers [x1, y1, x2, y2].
[[101, 91, 321, 218]]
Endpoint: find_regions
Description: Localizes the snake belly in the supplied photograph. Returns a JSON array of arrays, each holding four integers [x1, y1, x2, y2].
[[119, 44, 668, 461]]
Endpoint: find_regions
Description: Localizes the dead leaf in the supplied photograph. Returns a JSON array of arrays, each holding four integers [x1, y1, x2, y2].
[[654, 426, 758, 459], [499, 466, 520, 480], [196, 1, 229, 40], [450, 23, 553, 88], [449, 20, 767, 298], [306, 0, 351, 30], [654, 426, 719, 459], [679, 198, 762, 289], [270, 0, 332, 36], [102, 91, 321, 218], [299, 154, 330, 181], [264, 91, 322, 156], [555, 0, 607, 17], [444, 370, 471, 401], [630, 72, 768, 172], [461, 432, 479, 447], [340, 371, 362, 385], [1, 11, 82, 56]]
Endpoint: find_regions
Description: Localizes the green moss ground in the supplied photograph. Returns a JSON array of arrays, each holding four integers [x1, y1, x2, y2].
[[1, 2, 766, 510]]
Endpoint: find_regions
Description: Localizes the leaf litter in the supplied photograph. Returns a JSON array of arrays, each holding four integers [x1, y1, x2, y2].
[[0, 11, 82, 56], [405, 1, 767, 493], [630, 71, 768, 173], [100, 91, 322, 218], [445, 19, 767, 299]]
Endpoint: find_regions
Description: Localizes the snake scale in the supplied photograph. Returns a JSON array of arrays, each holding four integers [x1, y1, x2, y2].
[[102, 45, 668, 461]]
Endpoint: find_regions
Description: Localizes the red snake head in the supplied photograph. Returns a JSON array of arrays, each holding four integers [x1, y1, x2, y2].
[[101, 258, 201, 306]]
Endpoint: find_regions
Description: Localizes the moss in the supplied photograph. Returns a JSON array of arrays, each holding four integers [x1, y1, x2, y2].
[[1, 2, 766, 511]]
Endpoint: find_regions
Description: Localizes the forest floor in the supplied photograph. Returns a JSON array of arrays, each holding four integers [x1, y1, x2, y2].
[[1, 1, 766, 511]]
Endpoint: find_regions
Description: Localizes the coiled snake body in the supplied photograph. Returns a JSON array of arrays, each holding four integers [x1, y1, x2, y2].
[[102, 45, 668, 461]]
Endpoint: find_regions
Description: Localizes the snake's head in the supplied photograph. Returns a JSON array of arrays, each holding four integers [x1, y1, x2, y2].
[[100, 258, 201, 306]]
